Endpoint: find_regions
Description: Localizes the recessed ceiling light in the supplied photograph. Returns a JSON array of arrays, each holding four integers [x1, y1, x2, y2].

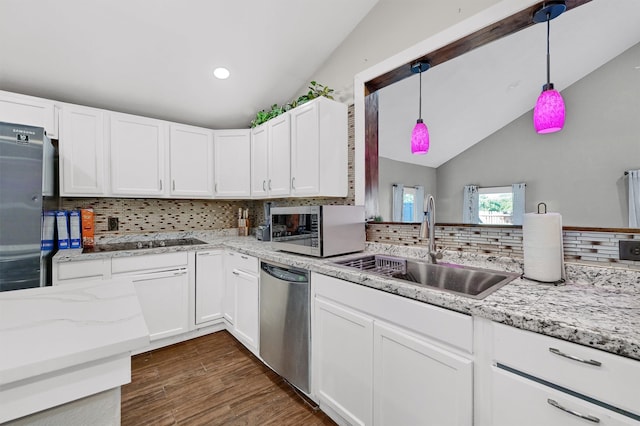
[[213, 67, 230, 80]]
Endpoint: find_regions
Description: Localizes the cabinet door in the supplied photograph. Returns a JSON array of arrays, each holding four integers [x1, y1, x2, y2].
[[59, 105, 105, 196], [0, 90, 57, 138], [214, 129, 251, 198], [314, 297, 373, 426], [169, 124, 214, 198], [492, 368, 636, 426], [268, 113, 291, 196], [290, 101, 320, 196], [250, 125, 269, 197], [110, 113, 166, 196], [233, 269, 259, 352], [132, 269, 189, 341], [373, 322, 473, 426], [223, 252, 237, 324], [195, 250, 224, 325]]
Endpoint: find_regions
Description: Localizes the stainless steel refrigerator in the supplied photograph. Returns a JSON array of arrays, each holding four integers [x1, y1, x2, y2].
[[0, 122, 51, 291]]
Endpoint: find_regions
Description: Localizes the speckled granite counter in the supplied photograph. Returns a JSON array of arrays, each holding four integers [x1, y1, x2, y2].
[[53, 231, 640, 361]]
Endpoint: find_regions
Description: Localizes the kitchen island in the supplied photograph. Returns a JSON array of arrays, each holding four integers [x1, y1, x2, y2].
[[0, 279, 149, 424]]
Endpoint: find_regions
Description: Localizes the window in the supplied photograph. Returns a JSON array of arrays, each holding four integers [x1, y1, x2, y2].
[[463, 183, 525, 225], [478, 186, 513, 225], [402, 187, 417, 222]]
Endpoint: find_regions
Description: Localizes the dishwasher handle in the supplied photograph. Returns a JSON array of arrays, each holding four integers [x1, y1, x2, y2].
[[261, 262, 309, 283]]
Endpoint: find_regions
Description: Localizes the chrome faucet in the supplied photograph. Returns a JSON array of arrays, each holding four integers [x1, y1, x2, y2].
[[420, 195, 442, 264]]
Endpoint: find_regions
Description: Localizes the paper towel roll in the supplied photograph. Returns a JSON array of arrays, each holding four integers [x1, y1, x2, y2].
[[523, 212, 564, 283]]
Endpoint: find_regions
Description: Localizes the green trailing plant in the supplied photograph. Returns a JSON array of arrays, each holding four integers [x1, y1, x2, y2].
[[250, 81, 335, 128]]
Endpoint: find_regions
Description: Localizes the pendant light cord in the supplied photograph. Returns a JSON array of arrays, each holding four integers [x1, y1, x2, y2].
[[418, 68, 423, 119], [546, 12, 551, 87]]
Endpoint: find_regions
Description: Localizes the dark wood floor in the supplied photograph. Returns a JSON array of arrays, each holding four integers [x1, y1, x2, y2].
[[121, 330, 336, 426]]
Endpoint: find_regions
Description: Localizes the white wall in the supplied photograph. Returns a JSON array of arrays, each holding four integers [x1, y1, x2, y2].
[[303, 0, 500, 104], [378, 156, 437, 221], [436, 42, 640, 228]]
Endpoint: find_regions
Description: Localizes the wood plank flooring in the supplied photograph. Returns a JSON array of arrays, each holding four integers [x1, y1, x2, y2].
[[121, 330, 336, 426]]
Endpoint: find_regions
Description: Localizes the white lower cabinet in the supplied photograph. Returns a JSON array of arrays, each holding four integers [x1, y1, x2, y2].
[[312, 273, 473, 426], [373, 322, 473, 426], [112, 252, 192, 342], [233, 270, 259, 350], [131, 267, 190, 341], [224, 251, 259, 354], [195, 250, 224, 325], [491, 367, 637, 426], [484, 321, 640, 426], [314, 298, 373, 426]]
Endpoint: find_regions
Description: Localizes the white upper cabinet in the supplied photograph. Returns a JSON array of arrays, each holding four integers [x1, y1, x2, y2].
[[169, 124, 214, 198], [214, 129, 251, 198], [0, 90, 59, 139], [251, 114, 291, 198], [59, 104, 106, 196], [110, 112, 166, 197], [250, 125, 269, 197], [290, 97, 347, 197]]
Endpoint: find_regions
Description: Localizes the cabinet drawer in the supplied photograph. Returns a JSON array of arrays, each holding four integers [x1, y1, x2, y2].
[[226, 251, 258, 274], [493, 322, 640, 416], [57, 259, 107, 281], [112, 252, 188, 274], [492, 367, 637, 426]]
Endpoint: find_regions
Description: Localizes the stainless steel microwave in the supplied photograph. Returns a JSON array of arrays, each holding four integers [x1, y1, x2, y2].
[[270, 205, 365, 257]]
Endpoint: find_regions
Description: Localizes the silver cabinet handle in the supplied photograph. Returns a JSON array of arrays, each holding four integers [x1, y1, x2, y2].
[[240, 255, 248, 260], [549, 348, 602, 366], [215, 183, 218, 193], [263, 180, 266, 191], [172, 180, 176, 191], [268, 179, 272, 190], [547, 399, 600, 423], [291, 176, 296, 189], [232, 271, 240, 276], [159, 179, 163, 190]]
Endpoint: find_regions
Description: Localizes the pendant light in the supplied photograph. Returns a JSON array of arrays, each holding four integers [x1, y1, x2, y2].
[[533, 1, 566, 134], [410, 61, 431, 154]]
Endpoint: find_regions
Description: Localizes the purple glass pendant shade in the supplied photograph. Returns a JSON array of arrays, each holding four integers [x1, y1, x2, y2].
[[533, 2, 566, 134], [534, 83, 565, 134], [410, 61, 431, 155], [411, 119, 430, 154]]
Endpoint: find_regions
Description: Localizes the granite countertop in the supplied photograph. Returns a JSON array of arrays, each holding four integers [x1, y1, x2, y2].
[[53, 230, 640, 361]]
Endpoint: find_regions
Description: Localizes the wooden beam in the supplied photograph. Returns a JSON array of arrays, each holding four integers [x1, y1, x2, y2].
[[364, 0, 591, 94], [364, 92, 379, 219]]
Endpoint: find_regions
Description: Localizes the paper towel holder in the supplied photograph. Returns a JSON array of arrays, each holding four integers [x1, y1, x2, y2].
[[537, 202, 547, 214], [522, 201, 566, 286]]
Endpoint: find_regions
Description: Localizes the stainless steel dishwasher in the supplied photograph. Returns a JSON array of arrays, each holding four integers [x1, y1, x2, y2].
[[259, 260, 310, 394]]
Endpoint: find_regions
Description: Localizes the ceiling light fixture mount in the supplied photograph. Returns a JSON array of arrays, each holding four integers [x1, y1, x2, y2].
[[410, 61, 431, 154], [532, 1, 566, 134]]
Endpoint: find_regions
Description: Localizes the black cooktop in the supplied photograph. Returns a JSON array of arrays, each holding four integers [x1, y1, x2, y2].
[[82, 238, 207, 253]]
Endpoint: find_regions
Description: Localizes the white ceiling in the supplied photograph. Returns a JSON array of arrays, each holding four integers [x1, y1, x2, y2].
[[0, 0, 378, 129], [378, 0, 640, 168]]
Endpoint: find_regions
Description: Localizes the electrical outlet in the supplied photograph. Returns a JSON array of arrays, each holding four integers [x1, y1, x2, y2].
[[108, 217, 119, 231], [619, 240, 640, 261]]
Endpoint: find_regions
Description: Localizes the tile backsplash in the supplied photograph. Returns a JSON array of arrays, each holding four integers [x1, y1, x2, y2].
[[366, 223, 640, 270]]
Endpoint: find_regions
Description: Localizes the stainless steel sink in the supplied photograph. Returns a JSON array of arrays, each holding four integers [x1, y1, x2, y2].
[[332, 255, 518, 299]]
